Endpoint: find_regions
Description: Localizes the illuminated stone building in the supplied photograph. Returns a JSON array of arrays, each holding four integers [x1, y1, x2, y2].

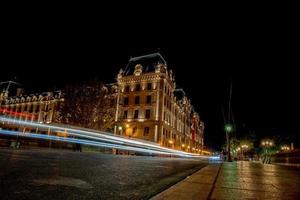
[[114, 53, 204, 152], [0, 53, 204, 152], [0, 89, 63, 124]]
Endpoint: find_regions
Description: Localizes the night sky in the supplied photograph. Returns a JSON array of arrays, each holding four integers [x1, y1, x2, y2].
[[1, 23, 299, 150]]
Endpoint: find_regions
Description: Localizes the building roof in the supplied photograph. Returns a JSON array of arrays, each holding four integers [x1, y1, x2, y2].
[[174, 89, 186, 100], [123, 53, 167, 76]]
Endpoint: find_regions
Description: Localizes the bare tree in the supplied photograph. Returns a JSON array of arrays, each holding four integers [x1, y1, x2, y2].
[[57, 81, 116, 132]]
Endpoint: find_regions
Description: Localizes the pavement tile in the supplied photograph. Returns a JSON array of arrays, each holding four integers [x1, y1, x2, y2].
[[152, 182, 212, 200], [151, 161, 300, 200], [185, 174, 215, 184], [151, 165, 220, 200], [211, 187, 283, 200]]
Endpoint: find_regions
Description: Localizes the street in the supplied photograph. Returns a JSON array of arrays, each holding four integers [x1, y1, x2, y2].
[[0, 149, 207, 200]]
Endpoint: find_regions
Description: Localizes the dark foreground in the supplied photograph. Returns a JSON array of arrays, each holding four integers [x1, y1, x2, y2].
[[0, 149, 207, 200]]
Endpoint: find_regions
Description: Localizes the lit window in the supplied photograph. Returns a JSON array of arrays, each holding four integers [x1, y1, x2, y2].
[[135, 84, 141, 91], [133, 127, 137, 135], [135, 96, 140, 104], [134, 110, 139, 119], [146, 95, 151, 104], [147, 83, 152, 90], [123, 110, 128, 119], [124, 97, 129, 105], [145, 109, 151, 119], [144, 127, 149, 136]]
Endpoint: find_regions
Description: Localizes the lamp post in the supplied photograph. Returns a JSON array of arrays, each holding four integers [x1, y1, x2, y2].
[[241, 144, 249, 161], [225, 124, 233, 162], [118, 125, 123, 136], [281, 145, 290, 152], [261, 140, 273, 164]]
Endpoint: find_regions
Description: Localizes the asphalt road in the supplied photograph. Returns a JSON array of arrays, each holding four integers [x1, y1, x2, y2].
[[0, 149, 207, 200]]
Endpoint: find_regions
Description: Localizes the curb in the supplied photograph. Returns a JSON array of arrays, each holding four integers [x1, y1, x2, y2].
[[150, 164, 221, 200]]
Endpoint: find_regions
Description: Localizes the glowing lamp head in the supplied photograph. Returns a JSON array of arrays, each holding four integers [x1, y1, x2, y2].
[[225, 124, 233, 132]]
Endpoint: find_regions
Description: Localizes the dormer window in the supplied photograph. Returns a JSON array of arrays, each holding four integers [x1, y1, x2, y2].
[[134, 64, 143, 76]]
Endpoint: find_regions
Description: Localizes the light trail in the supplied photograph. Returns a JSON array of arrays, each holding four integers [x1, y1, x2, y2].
[[0, 108, 36, 119], [0, 116, 211, 158], [0, 129, 174, 156]]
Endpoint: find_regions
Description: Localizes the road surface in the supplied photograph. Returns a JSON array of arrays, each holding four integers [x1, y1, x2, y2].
[[0, 149, 207, 200]]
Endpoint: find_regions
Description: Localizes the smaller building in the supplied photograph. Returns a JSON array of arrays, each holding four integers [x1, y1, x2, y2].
[[0, 90, 63, 124]]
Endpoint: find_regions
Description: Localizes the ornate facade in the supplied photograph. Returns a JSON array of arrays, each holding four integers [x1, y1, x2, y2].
[[114, 53, 204, 152], [0, 90, 63, 124], [1, 53, 204, 153]]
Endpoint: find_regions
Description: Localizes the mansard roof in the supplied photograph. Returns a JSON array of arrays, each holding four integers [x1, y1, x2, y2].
[[174, 88, 186, 101], [123, 53, 167, 76]]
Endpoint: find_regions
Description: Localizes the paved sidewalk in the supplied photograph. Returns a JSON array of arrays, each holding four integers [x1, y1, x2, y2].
[[151, 161, 300, 200]]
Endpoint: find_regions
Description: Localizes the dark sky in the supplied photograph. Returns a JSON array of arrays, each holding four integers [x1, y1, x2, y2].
[[1, 19, 299, 150]]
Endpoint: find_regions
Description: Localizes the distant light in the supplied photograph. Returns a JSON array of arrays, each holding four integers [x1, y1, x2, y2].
[[125, 124, 129, 128], [118, 126, 122, 131]]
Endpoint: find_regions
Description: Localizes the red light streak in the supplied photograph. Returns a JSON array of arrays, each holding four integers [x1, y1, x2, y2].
[[0, 108, 36, 119]]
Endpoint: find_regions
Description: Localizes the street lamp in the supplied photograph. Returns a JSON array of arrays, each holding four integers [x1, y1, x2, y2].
[[261, 139, 273, 164], [225, 124, 233, 132], [281, 145, 290, 151], [225, 124, 233, 162], [241, 144, 249, 160], [118, 125, 123, 136]]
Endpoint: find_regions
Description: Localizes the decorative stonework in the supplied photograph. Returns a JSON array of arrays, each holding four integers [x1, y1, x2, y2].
[[134, 64, 143, 76], [117, 69, 124, 79], [114, 53, 204, 152]]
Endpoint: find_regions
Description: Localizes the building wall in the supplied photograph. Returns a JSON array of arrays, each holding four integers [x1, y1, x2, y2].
[[0, 54, 204, 153], [0, 91, 63, 125], [114, 56, 204, 152]]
